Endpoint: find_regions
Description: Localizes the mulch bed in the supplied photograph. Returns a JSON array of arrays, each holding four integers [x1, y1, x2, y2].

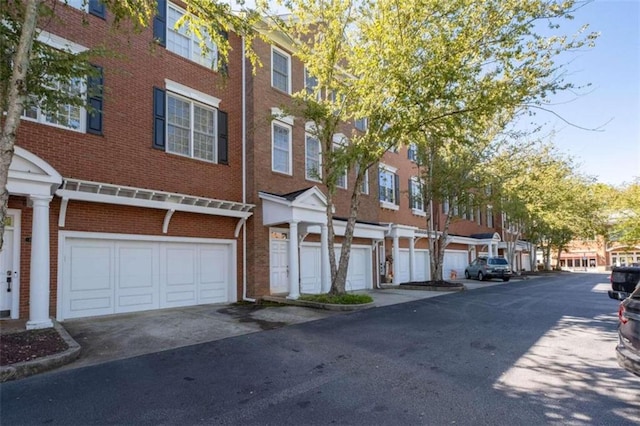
[[0, 329, 68, 366]]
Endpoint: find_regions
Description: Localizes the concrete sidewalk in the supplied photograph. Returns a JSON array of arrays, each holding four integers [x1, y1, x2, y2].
[[2, 276, 530, 380]]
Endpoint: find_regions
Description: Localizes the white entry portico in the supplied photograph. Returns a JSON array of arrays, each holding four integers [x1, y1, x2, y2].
[[6, 146, 62, 329], [259, 187, 386, 298]]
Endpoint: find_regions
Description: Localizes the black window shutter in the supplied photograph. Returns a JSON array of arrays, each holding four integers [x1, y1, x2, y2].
[[408, 179, 414, 209], [88, 0, 106, 19], [153, 0, 167, 47], [394, 174, 400, 205], [153, 87, 166, 150], [378, 171, 384, 201], [217, 110, 228, 165], [86, 65, 103, 135]]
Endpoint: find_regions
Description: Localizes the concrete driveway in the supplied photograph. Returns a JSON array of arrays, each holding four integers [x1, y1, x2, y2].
[[58, 280, 518, 371]]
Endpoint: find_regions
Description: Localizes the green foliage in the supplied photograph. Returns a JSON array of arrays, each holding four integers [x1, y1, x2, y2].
[[299, 293, 373, 305], [608, 179, 640, 247]]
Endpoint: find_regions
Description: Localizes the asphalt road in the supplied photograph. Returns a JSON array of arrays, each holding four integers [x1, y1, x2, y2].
[[2, 273, 639, 425]]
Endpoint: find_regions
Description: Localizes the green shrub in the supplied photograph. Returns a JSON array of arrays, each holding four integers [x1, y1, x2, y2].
[[299, 293, 373, 305]]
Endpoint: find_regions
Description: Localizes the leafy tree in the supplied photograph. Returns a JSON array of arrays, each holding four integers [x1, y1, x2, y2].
[[397, 0, 597, 280], [608, 179, 640, 248]]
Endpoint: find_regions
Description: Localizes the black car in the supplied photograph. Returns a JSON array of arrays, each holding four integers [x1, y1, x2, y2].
[[608, 266, 640, 300], [617, 284, 640, 377]]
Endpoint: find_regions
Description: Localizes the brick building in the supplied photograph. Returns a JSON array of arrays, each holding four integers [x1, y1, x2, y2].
[[2, 1, 531, 327]]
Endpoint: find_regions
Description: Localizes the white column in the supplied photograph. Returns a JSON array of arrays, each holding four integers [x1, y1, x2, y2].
[[287, 221, 300, 300], [409, 237, 415, 282], [392, 235, 400, 285], [27, 195, 53, 330], [320, 224, 330, 293]]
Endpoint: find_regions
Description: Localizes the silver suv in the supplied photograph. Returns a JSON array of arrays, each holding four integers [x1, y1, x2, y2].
[[464, 257, 512, 282]]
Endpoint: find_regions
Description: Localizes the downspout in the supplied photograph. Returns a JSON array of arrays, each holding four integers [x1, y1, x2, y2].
[[241, 35, 255, 302]]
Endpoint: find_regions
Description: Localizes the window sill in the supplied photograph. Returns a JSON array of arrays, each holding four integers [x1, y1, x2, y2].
[[412, 209, 426, 217], [379, 201, 399, 211]]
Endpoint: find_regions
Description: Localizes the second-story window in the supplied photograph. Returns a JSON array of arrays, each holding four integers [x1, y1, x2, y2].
[[333, 135, 348, 189], [167, 3, 217, 68], [487, 206, 494, 227], [379, 165, 399, 208], [272, 47, 291, 94], [410, 177, 424, 212], [305, 134, 321, 181], [356, 164, 369, 195], [167, 93, 217, 162], [23, 78, 85, 131], [304, 67, 318, 98], [355, 117, 368, 132], [408, 143, 418, 162], [272, 121, 292, 174]]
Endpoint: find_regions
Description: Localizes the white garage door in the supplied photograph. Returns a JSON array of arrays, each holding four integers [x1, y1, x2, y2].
[[60, 234, 235, 320], [345, 246, 371, 291], [300, 245, 321, 294], [397, 249, 430, 283], [443, 250, 468, 280], [522, 253, 531, 271], [300, 244, 372, 293], [415, 250, 430, 282]]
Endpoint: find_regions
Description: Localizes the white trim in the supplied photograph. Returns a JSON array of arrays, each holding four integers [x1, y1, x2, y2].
[[305, 133, 322, 182], [379, 163, 397, 174], [271, 107, 295, 126], [271, 120, 293, 175], [37, 30, 88, 53], [271, 46, 292, 94], [165, 79, 221, 108], [380, 201, 399, 211]]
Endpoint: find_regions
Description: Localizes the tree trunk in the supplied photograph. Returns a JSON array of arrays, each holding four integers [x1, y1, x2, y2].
[[329, 171, 363, 295], [0, 0, 43, 250]]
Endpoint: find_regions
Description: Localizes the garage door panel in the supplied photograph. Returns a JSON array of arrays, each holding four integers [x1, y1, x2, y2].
[[398, 250, 410, 283], [165, 247, 196, 286], [199, 247, 229, 304], [70, 296, 112, 312], [117, 246, 155, 289], [346, 247, 370, 291], [70, 245, 112, 292], [300, 246, 321, 294]]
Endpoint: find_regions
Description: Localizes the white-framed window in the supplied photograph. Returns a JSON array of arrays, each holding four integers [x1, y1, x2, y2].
[[355, 117, 368, 132], [304, 67, 319, 98], [21, 32, 89, 132], [443, 196, 450, 215], [379, 164, 399, 209], [22, 78, 86, 132], [356, 164, 369, 195], [305, 134, 321, 181], [272, 46, 291, 94], [487, 206, 494, 227], [166, 92, 217, 162], [333, 134, 347, 189], [408, 143, 418, 162], [167, 2, 218, 69], [272, 121, 292, 174], [410, 177, 425, 214]]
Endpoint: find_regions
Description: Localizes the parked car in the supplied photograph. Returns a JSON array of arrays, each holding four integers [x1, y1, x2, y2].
[[616, 284, 640, 377], [608, 266, 640, 300], [464, 257, 512, 282]]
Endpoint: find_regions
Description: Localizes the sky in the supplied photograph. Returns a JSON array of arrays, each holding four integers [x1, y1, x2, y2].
[[520, 0, 640, 186]]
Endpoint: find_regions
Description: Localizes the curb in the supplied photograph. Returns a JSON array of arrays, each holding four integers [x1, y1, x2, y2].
[[398, 284, 466, 292], [262, 296, 375, 311], [0, 320, 81, 383]]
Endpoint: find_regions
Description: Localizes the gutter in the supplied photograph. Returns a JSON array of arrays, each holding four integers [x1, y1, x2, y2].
[[241, 35, 255, 303]]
